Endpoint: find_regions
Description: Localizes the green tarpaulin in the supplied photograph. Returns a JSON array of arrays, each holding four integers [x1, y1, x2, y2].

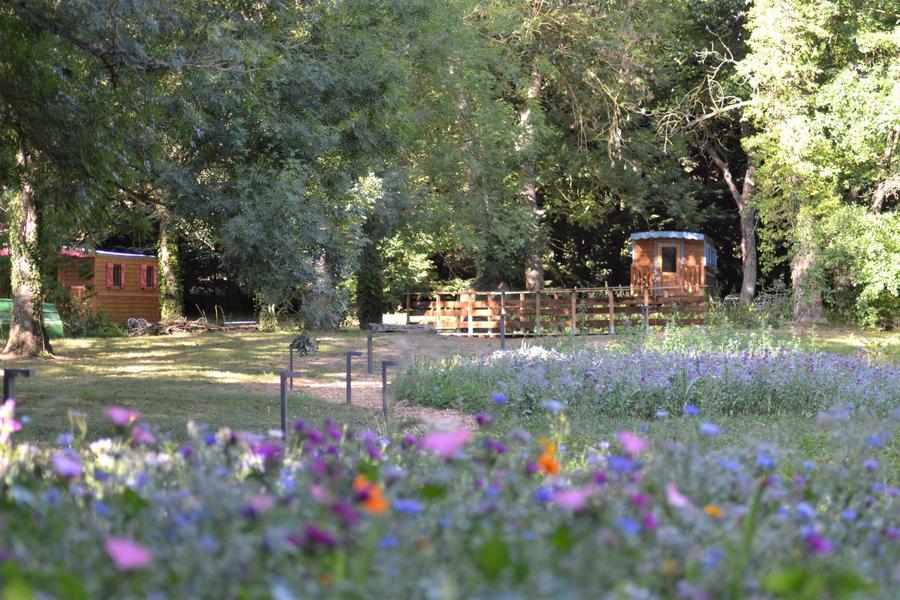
[[0, 299, 65, 339]]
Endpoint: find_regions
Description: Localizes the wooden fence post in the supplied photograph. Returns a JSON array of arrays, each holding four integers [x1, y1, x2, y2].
[[607, 287, 615, 335], [467, 293, 473, 337], [519, 292, 525, 335], [535, 291, 542, 336], [642, 287, 650, 333], [435, 292, 441, 330], [405, 294, 411, 325], [570, 288, 577, 335], [500, 291, 506, 339]]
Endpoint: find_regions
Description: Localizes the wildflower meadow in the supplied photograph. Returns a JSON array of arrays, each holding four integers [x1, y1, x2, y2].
[[1, 342, 898, 599]]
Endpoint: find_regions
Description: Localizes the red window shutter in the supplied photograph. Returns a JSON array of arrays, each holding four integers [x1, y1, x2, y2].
[[152, 266, 158, 288], [139, 264, 147, 289], [106, 263, 113, 287], [120, 264, 125, 288]]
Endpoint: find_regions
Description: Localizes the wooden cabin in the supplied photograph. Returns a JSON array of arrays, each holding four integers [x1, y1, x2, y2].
[[629, 231, 717, 297], [55, 249, 161, 323]]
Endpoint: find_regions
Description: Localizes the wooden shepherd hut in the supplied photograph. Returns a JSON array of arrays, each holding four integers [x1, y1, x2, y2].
[[629, 231, 717, 297], [55, 249, 161, 323]]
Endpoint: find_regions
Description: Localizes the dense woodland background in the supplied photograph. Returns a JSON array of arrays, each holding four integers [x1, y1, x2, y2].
[[0, 0, 897, 355]]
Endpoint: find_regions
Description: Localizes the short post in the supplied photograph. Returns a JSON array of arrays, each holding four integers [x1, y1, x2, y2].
[[279, 370, 303, 438], [3, 368, 34, 401], [535, 291, 542, 336], [288, 347, 294, 390], [466, 294, 473, 337], [642, 287, 650, 334], [345, 351, 363, 404], [381, 360, 398, 421], [607, 287, 615, 335], [366, 332, 374, 375], [570, 288, 577, 335], [499, 311, 506, 351], [405, 294, 411, 325]]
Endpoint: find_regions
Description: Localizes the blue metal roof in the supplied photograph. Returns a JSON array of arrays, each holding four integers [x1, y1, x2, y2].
[[628, 231, 707, 241]]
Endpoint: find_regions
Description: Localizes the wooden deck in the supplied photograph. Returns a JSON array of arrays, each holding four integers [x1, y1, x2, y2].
[[404, 286, 710, 336]]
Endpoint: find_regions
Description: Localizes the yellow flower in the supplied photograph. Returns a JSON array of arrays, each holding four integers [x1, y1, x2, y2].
[[661, 559, 679, 576], [704, 504, 725, 518]]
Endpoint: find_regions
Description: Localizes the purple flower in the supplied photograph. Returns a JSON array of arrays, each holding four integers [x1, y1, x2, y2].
[[0, 399, 23, 444], [642, 512, 659, 530], [330, 501, 360, 527], [303, 525, 338, 549], [294, 419, 307, 434], [616, 516, 641, 536], [251, 442, 284, 462], [683, 404, 700, 417], [305, 428, 325, 445], [366, 444, 382, 461], [617, 432, 648, 456], [325, 419, 342, 441], [484, 439, 508, 454], [607, 455, 639, 472], [593, 470, 608, 485], [534, 488, 555, 503], [491, 392, 508, 405], [179, 444, 194, 459], [402, 434, 419, 448], [104, 406, 140, 428], [863, 458, 879, 471], [51, 452, 82, 479], [474, 412, 494, 428], [804, 532, 835, 555]]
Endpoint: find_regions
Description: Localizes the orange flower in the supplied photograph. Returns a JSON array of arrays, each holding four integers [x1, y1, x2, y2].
[[703, 504, 725, 518], [661, 559, 679, 576], [536, 439, 561, 476], [352, 475, 390, 515]]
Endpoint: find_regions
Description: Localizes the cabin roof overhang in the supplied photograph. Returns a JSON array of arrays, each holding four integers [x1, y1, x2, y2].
[[0, 247, 155, 259], [628, 231, 707, 242]]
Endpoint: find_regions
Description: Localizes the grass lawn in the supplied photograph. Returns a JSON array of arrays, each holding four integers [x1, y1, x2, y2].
[[3, 326, 896, 449]]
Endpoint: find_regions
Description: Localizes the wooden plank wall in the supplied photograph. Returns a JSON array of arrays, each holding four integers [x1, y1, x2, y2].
[[406, 286, 709, 336], [91, 256, 161, 323]]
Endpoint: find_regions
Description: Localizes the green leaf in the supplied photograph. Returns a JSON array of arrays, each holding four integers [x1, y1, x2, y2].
[[419, 483, 446, 501], [551, 525, 574, 553], [121, 488, 147, 518], [475, 538, 509, 582], [763, 567, 808, 594], [1, 577, 34, 600]]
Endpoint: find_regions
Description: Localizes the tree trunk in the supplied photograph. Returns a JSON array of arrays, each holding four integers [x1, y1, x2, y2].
[[708, 149, 757, 304], [3, 141, 51, 356], [791, 215, 824, 324], [870, 126, 898, 213], [356, 236, 384, 329], [157, 204, 183, 321], [520, 73, 544, 291]]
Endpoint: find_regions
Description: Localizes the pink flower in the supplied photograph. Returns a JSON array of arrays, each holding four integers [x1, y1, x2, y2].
[[51, 452, 82, 479], [131, 425, 156, 444], [309, 484, 330, 503], [0, 399, 22, 444], [554, 486, 594, 511], [421, 429, 470, 459], [105, 537, 152, 571], [105, 406, 140, 427], [617, 432, 648, 456], [248, 494, 276, 514], [666, 483, 695, 510]]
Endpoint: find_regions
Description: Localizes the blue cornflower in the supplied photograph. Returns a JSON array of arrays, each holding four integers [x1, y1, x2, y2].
[[802, 461, 817, 471], [615, 516, 641, 536], [699, 422, 723, 437], [684, 404, 700, 417], [534, 488, 555, 503], [795, 502, 815, 519], [94, 501, 110, 517], [718, 459, 741, 472], [756, 452, 776, 470], [56, 433, 75, 446], [841, 508, 857, 521], [542, 400, 564, 413], [607, 455, 640, 472], [866, 434, 885, 448], [393, 499, 423, 515], [703, 547, 725, 569], [203, 432, 217, 446], [492, 392, 509, 405], [655, 409, 670, 419], [379, 536, 398, 549]]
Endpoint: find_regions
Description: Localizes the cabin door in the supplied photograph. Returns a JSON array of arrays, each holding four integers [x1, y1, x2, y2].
[[657, 242, 680, 293]]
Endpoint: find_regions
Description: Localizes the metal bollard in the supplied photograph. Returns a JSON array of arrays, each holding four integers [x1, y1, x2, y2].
[[279, 370, 304, 438], [366, 332, 374, 375], [381, 360, 398, 421], [345, 351, 363, 404], [288, 347, 294, 390], [3, 368, 34, 401], [499, 312, 506, 351]]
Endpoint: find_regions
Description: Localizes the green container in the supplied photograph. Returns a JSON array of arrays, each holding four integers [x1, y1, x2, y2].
[[0, 299, 65, 339]]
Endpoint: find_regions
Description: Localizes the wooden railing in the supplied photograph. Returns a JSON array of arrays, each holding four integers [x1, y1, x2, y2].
[[404, 286, 710, 336]]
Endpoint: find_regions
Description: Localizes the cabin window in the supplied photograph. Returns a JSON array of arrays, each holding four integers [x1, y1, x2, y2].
[[661, 247, 678, 273], [141, 265, 157, 289], [112, 264, 124, 287]]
